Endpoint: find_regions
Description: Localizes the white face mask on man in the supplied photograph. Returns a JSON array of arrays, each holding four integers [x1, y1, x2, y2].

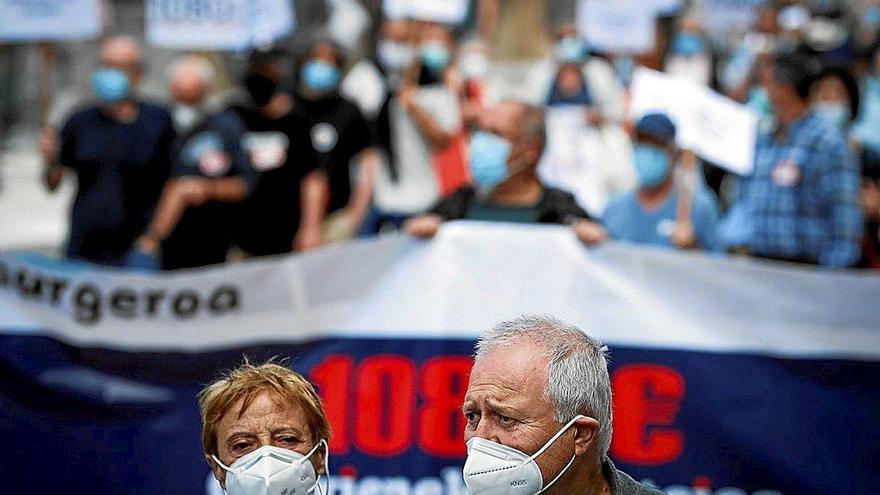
[[462, 415, 586, 495], [213, 440, 329, 495]]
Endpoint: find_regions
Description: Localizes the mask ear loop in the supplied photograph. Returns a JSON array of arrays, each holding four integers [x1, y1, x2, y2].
[[522, 415, 587, 494], [306, 439, 330, 495], [321, 439, 330, 495], [211, 455, 233, 473]]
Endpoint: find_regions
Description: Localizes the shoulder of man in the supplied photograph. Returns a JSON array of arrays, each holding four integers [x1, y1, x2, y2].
[[540, 187, 585, 212], [603, 458, 667, 495]]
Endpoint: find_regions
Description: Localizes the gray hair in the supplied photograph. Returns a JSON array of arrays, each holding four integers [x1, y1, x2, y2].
[[475, 314, 613, 457]]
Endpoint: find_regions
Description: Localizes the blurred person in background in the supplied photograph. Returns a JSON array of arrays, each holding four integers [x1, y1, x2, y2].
[[664, 16, 714, 87], [200, 361, 330, 495], [364, 22, 462, 233], [41, 36, 174, 266], [847, 48, 880, 267], [296, 39, 375, 243], [809, 64, 860, 132], [341, 18, 415, 228], [404, 101, 607, 245], [731, 54, 862, 268], [530, 23, 634, 218], [129, 55, 255, 270], [230, 50, 328, 256], [597, 113, 721, 252]]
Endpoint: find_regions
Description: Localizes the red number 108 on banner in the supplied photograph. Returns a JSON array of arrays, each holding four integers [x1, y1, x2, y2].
[[311, 354, 685, 466]]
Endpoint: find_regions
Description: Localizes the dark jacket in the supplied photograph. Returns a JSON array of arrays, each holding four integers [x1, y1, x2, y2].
[[430, 186, 593, 223], [604, 457, 667, 495]]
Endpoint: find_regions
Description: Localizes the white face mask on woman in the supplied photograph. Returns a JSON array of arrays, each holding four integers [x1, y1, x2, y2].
[[462, 415, 586, 495], [213, 440, 329, 495]]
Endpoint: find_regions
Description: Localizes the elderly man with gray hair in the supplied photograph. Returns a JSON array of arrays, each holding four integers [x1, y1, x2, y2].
[[461, 314, 665, 495]]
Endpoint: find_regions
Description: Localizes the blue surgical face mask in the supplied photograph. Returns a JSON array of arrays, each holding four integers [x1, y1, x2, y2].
[[421, 41, 450, 72], [469, 131, 512, 191], [302, 59, 340, 93], [633, 144, 671, 188], [378, 39, 414, 72], [813, 101, 851, 129], [92, 67, 130, 103], [555, 36, 586, 63], [672, 33, 705, 57], [864, 6, 880, 27]]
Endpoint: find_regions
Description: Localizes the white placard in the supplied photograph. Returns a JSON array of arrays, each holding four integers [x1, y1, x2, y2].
[[629, 67, 759, 175], [0, 0, 101, 41], [700, 0, 763, 32], [146, 0, 295, 51], [577, 0, 657, 54], [383, 0, 469, 24]]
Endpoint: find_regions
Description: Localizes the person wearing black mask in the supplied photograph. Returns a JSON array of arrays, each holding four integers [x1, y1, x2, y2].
[[296, 39, 375, 242], [230, 49, 328, 255]]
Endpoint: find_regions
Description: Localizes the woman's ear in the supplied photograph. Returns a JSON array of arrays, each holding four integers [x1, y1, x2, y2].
[[206, 454, 226, 489]]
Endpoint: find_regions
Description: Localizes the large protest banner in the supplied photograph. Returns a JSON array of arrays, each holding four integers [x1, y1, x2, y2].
[[0, 0, 101, 41], [1, 222, 878, 494], [146, 0, 295, 50]]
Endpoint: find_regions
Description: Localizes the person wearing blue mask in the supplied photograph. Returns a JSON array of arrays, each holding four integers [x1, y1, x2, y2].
[[599, 113, 721, 251], [41, 36, 175, 266], [664, 17, 713, 87], [364, 22, 464, 234], [404, 101, 606, 244], [296, 39, 376, 243]]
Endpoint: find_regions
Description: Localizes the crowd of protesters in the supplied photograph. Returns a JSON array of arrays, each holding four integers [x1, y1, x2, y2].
[[37, 0, 880, 270]]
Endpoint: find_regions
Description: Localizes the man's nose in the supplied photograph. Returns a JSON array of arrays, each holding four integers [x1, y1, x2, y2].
[[472, 418, 500, 443]]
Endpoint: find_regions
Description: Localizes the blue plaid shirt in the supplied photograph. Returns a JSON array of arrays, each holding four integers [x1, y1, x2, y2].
[[741, 112, 863, 268]]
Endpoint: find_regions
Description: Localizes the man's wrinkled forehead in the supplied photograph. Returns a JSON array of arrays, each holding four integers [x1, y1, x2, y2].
[[480, 102, 526, 138], [100, 37, 141, 71]]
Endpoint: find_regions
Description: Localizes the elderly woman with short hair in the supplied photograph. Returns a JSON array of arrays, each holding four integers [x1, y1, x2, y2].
[[198, 360, 330, 495]]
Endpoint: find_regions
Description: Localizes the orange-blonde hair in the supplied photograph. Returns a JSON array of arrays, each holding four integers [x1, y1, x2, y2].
[[197, 359, 330, 460]]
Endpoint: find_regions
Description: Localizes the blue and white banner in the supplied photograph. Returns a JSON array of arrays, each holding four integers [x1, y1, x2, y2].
[[0, 223, 878, 494], [145, 0, 295, 51], [0, 0, 102, 41]]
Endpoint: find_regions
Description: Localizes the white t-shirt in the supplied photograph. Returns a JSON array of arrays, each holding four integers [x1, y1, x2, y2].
[[373, 84, 461, 215]]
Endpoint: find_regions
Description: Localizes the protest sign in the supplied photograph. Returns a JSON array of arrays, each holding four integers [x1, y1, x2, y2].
[[383, 0, 469, 24], [630, 67, 759, 174], [577, 0, 657, 54], [146, 0, 295, 50], [0, 0, 101, 41], [700, 0, 764, 33]]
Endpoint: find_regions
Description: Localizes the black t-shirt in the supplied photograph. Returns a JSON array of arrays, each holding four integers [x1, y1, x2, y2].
[[295, 94, 372, 213], [230, 103, 320, 256], [59, 102, 174, 265], [161, 109, 256, 270]]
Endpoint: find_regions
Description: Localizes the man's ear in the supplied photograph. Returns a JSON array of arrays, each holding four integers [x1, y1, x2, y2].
[[572, 416, 600, 456], [207, 454, 226, 489]]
